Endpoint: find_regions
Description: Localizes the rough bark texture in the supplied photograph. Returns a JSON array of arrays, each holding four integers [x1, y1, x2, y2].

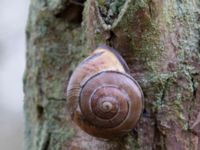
[[24, 0, 200, 149]]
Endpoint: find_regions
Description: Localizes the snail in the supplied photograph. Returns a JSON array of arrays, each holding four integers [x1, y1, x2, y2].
[[66, 45, 144, 139]]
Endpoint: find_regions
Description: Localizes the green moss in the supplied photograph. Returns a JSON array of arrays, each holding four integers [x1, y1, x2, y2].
[[49, 128, 75, 148], [127, 136, 140, 149]]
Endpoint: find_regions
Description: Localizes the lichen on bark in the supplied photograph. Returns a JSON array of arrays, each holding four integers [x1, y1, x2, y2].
[[24, 0, 200, 149]]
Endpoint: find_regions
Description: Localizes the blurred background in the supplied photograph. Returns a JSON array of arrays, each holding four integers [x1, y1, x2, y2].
[[0, 0, 29, 149]]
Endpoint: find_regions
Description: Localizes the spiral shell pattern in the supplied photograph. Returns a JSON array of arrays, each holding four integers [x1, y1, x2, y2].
[[66, 45, 144, 139]]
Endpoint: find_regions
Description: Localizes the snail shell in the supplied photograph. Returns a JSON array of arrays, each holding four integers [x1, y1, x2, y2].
[[66, 45, 144, 139]]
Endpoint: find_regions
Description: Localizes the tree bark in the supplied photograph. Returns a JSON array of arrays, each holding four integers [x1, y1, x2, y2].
[[24, 0, 200, 149]]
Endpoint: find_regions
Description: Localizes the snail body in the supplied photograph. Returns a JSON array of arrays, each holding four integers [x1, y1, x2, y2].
[[66, 45, 143, 139]]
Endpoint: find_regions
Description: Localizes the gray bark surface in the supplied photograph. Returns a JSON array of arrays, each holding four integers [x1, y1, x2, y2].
[[24, 0, 200, 149]]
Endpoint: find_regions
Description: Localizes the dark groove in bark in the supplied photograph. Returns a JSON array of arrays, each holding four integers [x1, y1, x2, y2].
[[44, 0, 48, 7], [191, 74, 197, 102], [142, 109, 154, 119], [186, 70, 198, 149], [55, 3, 84, 24], [48, 97, 66, 101], [187, 70, 197, 130], [106, 30, 116, 47], [70, 0, 85, 6], [37, 105, 44, 120], [198, 30, 200, 54], [153, 120, 166, 150], [148, 2, 153, 19], [36, 68, 45, 101], [130, 129, 138, 139], [160, 78, 170, 106], [41, 133, 51, 150]]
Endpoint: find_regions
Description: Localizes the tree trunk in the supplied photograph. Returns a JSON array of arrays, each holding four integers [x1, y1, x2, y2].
[[24, 0, 200, 149]]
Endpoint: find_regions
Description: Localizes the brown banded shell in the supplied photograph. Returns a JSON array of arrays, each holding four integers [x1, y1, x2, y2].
[[66, 45, 144, 139]]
